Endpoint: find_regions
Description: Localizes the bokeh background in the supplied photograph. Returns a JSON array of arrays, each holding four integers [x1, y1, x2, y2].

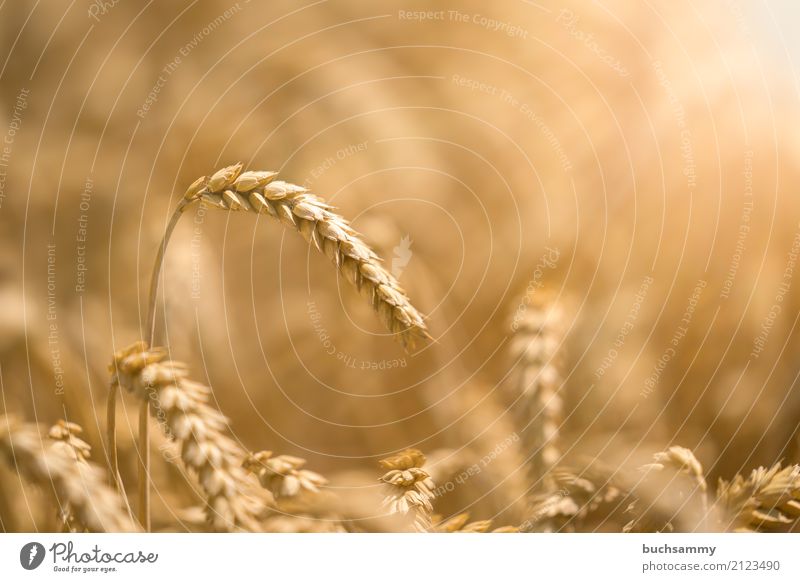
[[2, 0, 800, 531]]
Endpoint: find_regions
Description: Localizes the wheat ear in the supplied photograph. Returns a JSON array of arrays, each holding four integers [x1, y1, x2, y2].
[[716, 463, 800, 532], [191, 164, 430, 346], [526, 467, 626, 532], [507, 294, 564, 492], [48, 420, 107, 531], [110, 341, 266, 531], [624, 446, 709, 532], [0, 415, 136, 532], [378, 448, 435, 532], [243, 451, 327, 499]]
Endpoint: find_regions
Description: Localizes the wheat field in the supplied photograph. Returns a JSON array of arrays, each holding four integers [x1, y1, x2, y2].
[[1, 1, 800, 533]]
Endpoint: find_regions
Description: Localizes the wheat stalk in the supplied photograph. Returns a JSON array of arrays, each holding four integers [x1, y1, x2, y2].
[[716, 463, 800, 532], [0, 415, 136, 532], [378, 448, 435, 532], [110, 341, 267, 532], [507, 293, 565, 492], [117, 163, 431, 531]]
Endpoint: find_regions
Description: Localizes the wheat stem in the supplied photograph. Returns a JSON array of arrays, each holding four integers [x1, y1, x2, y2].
[[137, 398, 150, 531], [130, 197, 189, 532], [146, 198, 192, 344], [106, 379, 119, 489]]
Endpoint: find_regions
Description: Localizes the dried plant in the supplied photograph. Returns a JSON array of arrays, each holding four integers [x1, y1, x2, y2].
[[47, 420, 103, 531], [110, 341, 266, 532], [526, 467, 626, 532], [378, 448, 435, 532], [716, 463, 800, 532], [189, 164, 430, 348], [120, 163, 432, 530], [507, 293, 565, 492], [48, 420, 92, 462], [244, 451, 327, 499], [0, 415, 136, 532], [624, 446, 709, 532]]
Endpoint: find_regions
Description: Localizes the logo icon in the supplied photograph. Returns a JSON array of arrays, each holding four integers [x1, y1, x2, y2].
[[391, 235, 413, 279], [20, 542, 45, 570]]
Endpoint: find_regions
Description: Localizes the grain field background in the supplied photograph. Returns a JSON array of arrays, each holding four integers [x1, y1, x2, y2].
[[1, 0, 800, 533]]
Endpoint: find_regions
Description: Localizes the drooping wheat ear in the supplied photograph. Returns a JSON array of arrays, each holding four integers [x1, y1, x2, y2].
[[189, 164, 430, 347], [507, 293, 565, 492], [110, 341, 266, 532], [526, 467, 626, 532], [120, 164, 431, 531], [378, 448, 435, 532], [0, 415, 136, 532], [623, 446, 709, 532], [243, 451, 327, 499], [716, 463, 800, 532]]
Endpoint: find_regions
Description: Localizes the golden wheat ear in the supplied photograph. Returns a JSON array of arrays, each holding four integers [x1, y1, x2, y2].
[[243, 451, 327, 500], [624, 446, 709, 533], [0, 415, 137, 532], [526, 466, 627, 532], [716, 463, 800, 532], [115, 164, 432, 531], [110, 342, 267, 532], [378, 448, 436, 532], [506, 291, 565, 493], [189, 164, 430, 348]]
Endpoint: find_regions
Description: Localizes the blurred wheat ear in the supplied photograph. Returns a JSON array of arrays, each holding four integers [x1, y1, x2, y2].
[[506, 292, 565, 494], [243, 451, 327, 500], [0, 415, 137, 532], [716, 463, 800, 532], [624, 446, 709, 533]]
